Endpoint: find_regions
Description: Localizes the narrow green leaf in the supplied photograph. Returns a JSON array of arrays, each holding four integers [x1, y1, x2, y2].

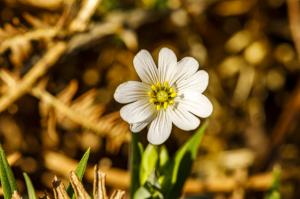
[[264, 166, 281, 199], [23, 173, 37, 199], [133, 187, 151, 199], [66, 148, 90, 198], [130, 133, 143, 198], [0, 145, 17, 199], [163, 122, 208, 198], [159, 145, 169, 169], [0, 155, 11, 199], [172, 122, 207, 183], [140, 144, 159, 185]]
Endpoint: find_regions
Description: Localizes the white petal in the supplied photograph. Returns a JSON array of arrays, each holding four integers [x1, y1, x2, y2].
[[133, 50, 158, 84], [114, 81, 150, 104], [177, 70, 209, 94], [120, 99, 156, 124], [130, 121, 149, 133], [177, 92, 213, 118], [147, 110, 172, 145], [158, 48, 177, 84], [167, 106, 200, 131], [173, 57, 199, 83]]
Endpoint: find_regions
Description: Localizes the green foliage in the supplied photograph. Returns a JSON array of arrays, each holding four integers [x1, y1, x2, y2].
[[23, 173, 37, 199], [140, 144, 159, 185], [264, 167, 281, 199], [130, 133, 144, 198], [66, 148, 91, 198], [0, 145, 17, 199], [163, 122, 208, 198], [132, 122, 208, 198]]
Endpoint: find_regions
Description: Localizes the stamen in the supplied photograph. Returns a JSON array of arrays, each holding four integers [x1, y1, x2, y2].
[[156, 105, 161, 110], [149, 82, 177, 110], [151, 85, 157, 92], [170, 92, 177, 98], [163, 102, 168, 109]]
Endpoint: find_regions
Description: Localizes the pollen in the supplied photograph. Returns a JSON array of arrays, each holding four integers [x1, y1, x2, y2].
[[148, 82, 177, 110]]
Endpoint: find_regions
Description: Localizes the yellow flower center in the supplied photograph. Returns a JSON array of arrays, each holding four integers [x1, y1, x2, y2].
[[148, 82, 177, 110]]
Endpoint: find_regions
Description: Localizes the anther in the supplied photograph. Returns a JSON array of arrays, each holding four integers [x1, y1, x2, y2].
[[156, 105, 161, 110], [163, 102, 168, 109], [170, 92, 177, 98]]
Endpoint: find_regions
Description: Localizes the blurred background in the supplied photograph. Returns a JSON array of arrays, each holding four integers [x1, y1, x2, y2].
[[0, 0, 300, 198]]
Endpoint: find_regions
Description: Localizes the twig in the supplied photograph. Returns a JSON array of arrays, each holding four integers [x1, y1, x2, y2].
[[0, 71, 130, 144], [31, 86, 129, 138], [4, 0, 63, 10], [0, 42, 66, 112], [0, 28, 58, 54], [69, 0, 102, 32]]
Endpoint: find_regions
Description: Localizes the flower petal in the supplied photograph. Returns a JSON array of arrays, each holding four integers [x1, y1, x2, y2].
[[167, 106, 200, 131], [147, 110, 172, 145], [158, 48, 177, 84], [174, 57, 199, 83], [177, 92, 213, 118], [114, 81, 150, 104], [177, 70, 209, 94], [133, 49, 158, 84], [120, 99, 156, 123], [130, 121, 150, 133]]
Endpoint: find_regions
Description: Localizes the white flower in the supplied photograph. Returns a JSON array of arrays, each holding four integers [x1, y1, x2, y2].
[[114, 48, 213, 145]]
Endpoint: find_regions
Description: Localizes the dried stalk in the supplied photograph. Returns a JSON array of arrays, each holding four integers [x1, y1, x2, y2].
[[69, 0, 102, 32], [0, 42, 66, 112], [4, 0, 63, 10], [32, 87, 127, 137], [0, 28, 58, 54], [53, 176, 71, 199], [11, 191, 22, 199], [70, 171, 91, 199], [93, 166, 108, 199]]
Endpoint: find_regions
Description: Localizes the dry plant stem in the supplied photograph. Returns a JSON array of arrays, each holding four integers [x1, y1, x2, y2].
[[11, 191, 22, 199], [32, 87, 112, 136], [93, 166, 108, 199], [44, 151, 273, 194], [0, 42, 66, 113], [67, 22, 121, 53], [0, 28, 58, 53], [0, 71, 129, 144], [53, 176, 71, 199], [70, 171, 91, 199], [5, 0, 63, 10], [69, 0, 102, 32], [109, 190, 125, 199], [271, 0, 300, 147]]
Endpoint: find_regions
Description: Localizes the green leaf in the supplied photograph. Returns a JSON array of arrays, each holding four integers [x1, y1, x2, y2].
[[66, 148, 90, 198], [159, 145, 169, 169], [0, 145, 17, 199], [133, 187, 151, 199], [264, 167, 281, 199], [130, 133, 143, 198], [140, 144, 159, 185], [23, 173, 37, 199], [163, 122, 208, 198]]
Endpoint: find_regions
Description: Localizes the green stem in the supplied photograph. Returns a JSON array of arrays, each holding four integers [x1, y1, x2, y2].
[[130, 133, 142, 198]]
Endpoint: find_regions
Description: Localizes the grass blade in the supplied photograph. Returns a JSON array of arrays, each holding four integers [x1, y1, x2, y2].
[[23, 173, 37, 199], [130, 133, 143, 198], [66, 148, 90, 198], [0, 145, 17, 199]]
